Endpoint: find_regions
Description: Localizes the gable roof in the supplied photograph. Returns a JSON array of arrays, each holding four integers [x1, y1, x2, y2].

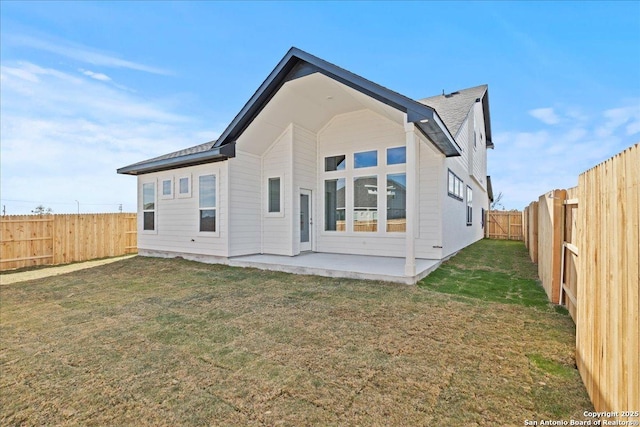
[[419, 85, 493, 148], [119, 48, 491, 176]]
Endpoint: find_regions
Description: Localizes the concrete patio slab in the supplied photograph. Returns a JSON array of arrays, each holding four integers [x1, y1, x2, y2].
[[228, 252, 440, 285]]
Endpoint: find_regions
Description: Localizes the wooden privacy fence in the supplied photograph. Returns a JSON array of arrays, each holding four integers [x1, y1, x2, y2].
[[0, 213, 137, 271], [484, 210, 523, 240], [522, 144, 639, 418]]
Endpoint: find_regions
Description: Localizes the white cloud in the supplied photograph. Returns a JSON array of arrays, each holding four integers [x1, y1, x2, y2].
[[80, 69, 111, 81], [529, 107, 561, 125], [490, 104, 638, 210], [0, 61, 218, 215], [6, 33, 170, 75]]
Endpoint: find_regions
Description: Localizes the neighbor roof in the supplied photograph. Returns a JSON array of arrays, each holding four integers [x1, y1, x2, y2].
[[419, 85, 493, 148], [119, 48, 489, 176]]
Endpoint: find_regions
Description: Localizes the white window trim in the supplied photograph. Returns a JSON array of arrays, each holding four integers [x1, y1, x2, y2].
[[265, 176, 285, 217], [197, 173, 220, 237], [321, 148, 406, 236], [177, 175, 192, 198], [141, 180, 157, 234], [160, 178, 174, 200]]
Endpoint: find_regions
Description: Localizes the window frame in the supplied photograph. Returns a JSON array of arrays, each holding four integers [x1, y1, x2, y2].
[[177, 175, 192, 199], [448, 169, 464, 201], [198, 174, 219, 235], [141, 180, 157, 233]]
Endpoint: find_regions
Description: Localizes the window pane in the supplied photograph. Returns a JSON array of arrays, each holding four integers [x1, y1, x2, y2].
[[354, 150, 377, 168], [268, 177, 280, 213], [387, 147, 406, 165], [448, 172, 455, 194], [325, 155, 346, 171], [324, 178, 345, 231], [199, 175, 216, 208], [162, 180, 172, 196], [143, 211, 154, 231], [353, 176, 377, 232], [200, 209, 216, 232], [143, 183, 155, 210], [179, 177, 189, 194], [387, 173, 406, 232]]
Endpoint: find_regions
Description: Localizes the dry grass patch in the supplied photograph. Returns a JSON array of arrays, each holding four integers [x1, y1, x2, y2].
[[1, 241, 592, 425]]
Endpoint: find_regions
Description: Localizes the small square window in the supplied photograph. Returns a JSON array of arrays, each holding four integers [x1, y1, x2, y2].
[[161, 179, 173, 199], [354, 150, 377, 168], [325, 155, 346, 171], [387, 147, 406, 165]]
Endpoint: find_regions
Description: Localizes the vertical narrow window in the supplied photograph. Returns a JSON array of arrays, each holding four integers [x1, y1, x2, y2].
[[199, 175, 216, 232], [387, 173, 406, 232], [386, 146, 406, 165], [142, 182, 155, 231], [353, 176, 378, 232], [354, 150, 377, 168], [161, 179, 173, 199], [268, 177, 281, 213], [466, 186, 473, 225], [324, 178, 345, 231], [177, 176, 191, 198]]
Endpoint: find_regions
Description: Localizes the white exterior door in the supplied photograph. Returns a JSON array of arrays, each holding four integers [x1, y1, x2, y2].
[[300, 190, 312, 252]]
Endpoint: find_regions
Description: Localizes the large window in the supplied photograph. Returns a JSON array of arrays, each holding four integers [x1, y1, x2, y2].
[[268, 177, 281, 213], [325, 178, 345, 231], [142, 182, 155, 231], [199, 175, 216, 232], [387, 173, 406, 232], [353, 176, 377, 232], [448, 170, 464, 200], [466, 186, 473, 226]]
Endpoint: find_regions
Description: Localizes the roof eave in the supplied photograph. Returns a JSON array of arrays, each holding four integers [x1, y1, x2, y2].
[[117, 143, 235, 176]]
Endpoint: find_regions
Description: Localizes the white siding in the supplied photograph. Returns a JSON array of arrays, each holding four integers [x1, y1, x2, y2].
[[262, 126, 294, 255], [316, 109, 407, 257], [137, 162, 229, 257], [292, 124, 318, 254], [228, 150, 261, 256], [415, 139, 444, 259], [471, 102, 488, 189]]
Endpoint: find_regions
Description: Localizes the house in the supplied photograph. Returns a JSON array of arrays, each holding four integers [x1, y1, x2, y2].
[[117, 47, 494, 284]]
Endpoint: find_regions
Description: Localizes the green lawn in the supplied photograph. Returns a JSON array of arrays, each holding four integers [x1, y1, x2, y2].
[[0, 239, 592, 426]]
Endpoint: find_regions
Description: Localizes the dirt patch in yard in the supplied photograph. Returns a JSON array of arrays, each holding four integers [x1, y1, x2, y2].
[[0, 241, 592, 425]]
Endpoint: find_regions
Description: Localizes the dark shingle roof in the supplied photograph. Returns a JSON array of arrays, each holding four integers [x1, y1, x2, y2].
[[124, 141, 216, 169], [418, 85, 488, 138]]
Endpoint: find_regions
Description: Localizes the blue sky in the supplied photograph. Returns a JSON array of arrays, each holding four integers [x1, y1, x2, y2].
[[1, 1, 639, 214]]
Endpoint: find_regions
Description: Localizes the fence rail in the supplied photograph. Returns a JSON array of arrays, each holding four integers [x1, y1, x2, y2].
[[522, 143, 639, 418], [1, 213, 137, 271]]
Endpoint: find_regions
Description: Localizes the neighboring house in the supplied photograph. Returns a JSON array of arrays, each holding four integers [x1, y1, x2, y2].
[[118, 47, 494, 283]]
